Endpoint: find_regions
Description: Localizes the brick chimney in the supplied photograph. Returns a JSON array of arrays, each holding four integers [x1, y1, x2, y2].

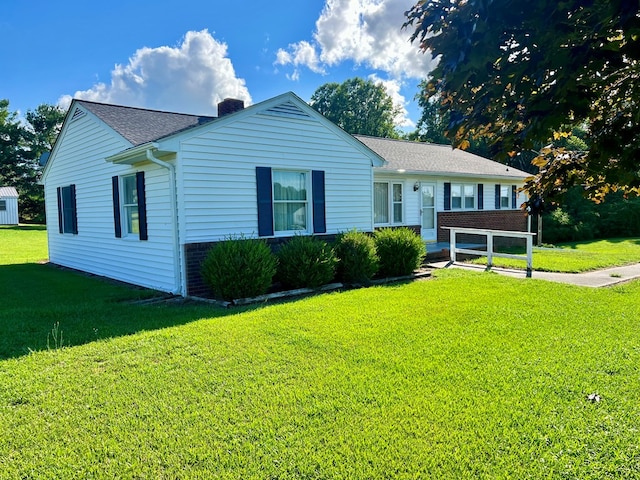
[[217, 98, 245, 117]]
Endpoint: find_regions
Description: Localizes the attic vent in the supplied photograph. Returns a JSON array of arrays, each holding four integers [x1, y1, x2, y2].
[[71, 108, 86, 122], [262, 101, 311, 119]]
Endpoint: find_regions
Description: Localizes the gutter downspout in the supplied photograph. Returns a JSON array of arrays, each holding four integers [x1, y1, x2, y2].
[[146, 149, 183, 296]]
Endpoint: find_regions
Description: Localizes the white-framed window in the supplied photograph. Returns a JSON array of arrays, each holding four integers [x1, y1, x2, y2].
[[374, 181, 403, 224], [500, 185, 510, 209], [122, 174, 140, 236], [451, 183, 475, 210], [273, 170, 308, 233], [0, 200, 5, 211]]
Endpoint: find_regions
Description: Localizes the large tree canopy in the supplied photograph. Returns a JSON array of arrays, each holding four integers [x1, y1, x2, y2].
[[404, 0, 640, 201], [310, 78, 401, 138], [0, 100, 65, 222]]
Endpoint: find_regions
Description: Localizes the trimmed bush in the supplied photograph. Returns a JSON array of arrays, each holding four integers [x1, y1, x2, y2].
[[201, 236, 277, 301], [374, 227, 426, 277], [334, 229, 379, 284], [276, 235, 337, 289]]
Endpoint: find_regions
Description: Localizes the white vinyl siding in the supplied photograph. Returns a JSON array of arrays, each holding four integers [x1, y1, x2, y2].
[[42, 110, 177, 293], [178, 107, 376, 243]]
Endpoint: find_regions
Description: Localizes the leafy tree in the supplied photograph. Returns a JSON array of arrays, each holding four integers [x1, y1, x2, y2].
[[409, 85, 495, 164], [409, 84, 450, 145], [310, 78, 401, 138], [0, 100, 65, 222], [404, 0, 640, 202]]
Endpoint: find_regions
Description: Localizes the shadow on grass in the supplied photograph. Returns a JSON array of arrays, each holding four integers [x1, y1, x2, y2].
[[0, 224, 47, 232], [0, 263, 246, 361]]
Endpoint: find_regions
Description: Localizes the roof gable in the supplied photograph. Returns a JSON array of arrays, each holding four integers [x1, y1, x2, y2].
[[75, 100, 216, 146], [357, 135, 529, 180]]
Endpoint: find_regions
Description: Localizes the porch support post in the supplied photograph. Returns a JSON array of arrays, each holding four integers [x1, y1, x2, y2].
[[526, 234, 533, 278], [487, 232, 494, 268], [450, 228, 456, 263]]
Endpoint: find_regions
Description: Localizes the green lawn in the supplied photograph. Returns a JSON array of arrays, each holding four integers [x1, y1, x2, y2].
[[468, 237, 640, 272], [2, 228, 640, 478]]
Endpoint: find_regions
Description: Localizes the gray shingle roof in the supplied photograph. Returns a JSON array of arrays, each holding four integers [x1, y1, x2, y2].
[[0, 187, 18, 197], [355, 135, 529, 180], [76, 100, 216, 146]]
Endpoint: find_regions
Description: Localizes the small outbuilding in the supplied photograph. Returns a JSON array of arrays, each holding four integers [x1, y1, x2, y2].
[[0, 187, 19, 225]]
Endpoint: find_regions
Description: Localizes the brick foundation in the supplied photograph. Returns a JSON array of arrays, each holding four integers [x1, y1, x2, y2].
[[437, 210, 528, 246]]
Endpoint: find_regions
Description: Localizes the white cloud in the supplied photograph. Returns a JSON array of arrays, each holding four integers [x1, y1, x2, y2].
[[275, 0, 437, 80], [58, 30, 251, 115], [368, 74, 414, 128]]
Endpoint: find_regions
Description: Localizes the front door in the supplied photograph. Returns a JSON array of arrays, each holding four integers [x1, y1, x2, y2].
[[421, 183, 436, 242]]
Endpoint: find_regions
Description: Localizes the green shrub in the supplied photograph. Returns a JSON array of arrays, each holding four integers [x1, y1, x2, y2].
[[374, 228, 426, 277], [201, 236, 277, 301], [276, 235, 337, 289], [334, 229, 379, 284]]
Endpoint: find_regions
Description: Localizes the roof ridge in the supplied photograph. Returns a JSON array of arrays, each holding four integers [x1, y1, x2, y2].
[[74, 99, 216, 120], [353, 134, 450, 149]]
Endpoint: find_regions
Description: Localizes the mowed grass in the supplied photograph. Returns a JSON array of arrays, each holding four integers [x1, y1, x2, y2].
[[0, 225, 48, 264], [468, 237, 640, 272], [2, 228, 640, 478]]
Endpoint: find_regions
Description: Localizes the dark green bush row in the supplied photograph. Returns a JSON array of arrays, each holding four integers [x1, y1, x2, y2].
[[541, 188, 640, 244], [276, 235, 337, 289], [201, 235, 278, 301], [201, 228, 426, 300], [373, 228, 426, 277]]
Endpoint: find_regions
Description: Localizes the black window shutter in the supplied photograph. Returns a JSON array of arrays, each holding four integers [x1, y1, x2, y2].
[[312, 170, 326, 233], [511, 185, 517, 209], [112, 176, 122, 238], [56, 187, 63, 234], [136, 172, 148, 241], [70, 184, 78, 234], [256, 166, 274, 236], [477, 183, 484, 210], [444, 182, 451, 211], [495, 184, 501, 210]]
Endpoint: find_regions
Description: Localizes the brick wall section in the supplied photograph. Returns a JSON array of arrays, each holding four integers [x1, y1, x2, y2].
[[184, 234, 339, 297], [437, 210, 528, 245]]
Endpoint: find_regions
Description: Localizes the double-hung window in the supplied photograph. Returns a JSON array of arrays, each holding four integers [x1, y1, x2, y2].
[[273, 170, 308, 233], [500, 185, 510, 209], [256, 167, 325, 237], [122, 175, 140, 235], [112, 172, 148, 240], [495, 184, 518, 209], [0, 200, 5, 211], [451, 184, 475, 210], [374, 181, 403, 224]]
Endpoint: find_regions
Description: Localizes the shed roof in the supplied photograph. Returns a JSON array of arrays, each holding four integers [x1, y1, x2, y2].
[[356, 135, 530, 180], [0, 187, 18, 198], [76, 100, 216, 146]]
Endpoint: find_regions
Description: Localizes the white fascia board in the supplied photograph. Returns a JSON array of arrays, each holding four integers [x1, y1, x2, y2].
[[105, 142, 176, 165]]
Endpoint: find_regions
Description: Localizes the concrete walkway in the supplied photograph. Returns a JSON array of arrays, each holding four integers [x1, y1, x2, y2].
[[428, 261, 640, 288]]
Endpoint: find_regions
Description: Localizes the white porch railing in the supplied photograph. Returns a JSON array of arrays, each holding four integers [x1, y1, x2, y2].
[[442, 227, 537, 278]]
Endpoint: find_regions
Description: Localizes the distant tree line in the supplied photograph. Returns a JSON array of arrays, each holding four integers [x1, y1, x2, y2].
[[0, 100, 65, 223]]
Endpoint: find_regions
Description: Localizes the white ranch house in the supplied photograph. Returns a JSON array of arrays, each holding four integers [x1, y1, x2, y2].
[[42, 92, 529, 296]]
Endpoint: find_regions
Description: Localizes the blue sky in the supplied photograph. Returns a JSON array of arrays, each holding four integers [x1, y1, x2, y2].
[[1, 0, 437, 129]]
